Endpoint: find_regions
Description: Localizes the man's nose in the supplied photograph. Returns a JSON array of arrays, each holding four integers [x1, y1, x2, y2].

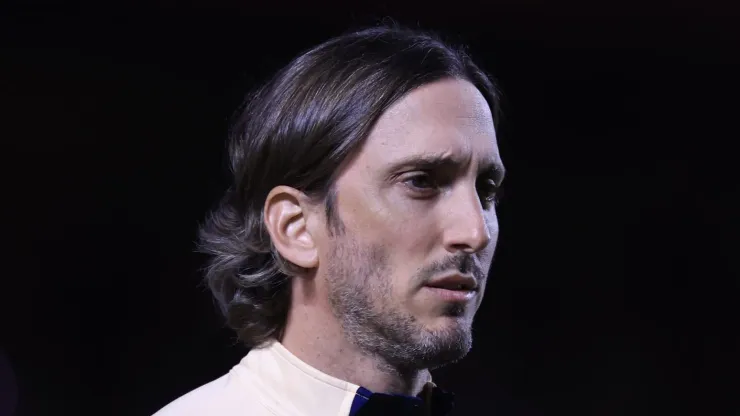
[[442, 186, 493, 254]]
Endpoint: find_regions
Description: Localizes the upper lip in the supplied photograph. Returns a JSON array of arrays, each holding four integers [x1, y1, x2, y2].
[[424, 274, 478, 291]]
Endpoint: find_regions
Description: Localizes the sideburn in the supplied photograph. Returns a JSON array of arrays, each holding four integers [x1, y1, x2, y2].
[[324, 185, 346, 237]]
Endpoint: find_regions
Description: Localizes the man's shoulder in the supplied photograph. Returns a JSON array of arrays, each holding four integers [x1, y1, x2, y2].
[[151, 368, 269, 416]]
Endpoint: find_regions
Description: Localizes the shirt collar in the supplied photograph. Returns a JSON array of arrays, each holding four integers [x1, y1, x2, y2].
[[237, 341, 454, 416]]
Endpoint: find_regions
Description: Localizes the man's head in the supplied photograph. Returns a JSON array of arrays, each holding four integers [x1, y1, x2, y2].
[[199, 24, 505, 370], [317, 78, 504, 370]]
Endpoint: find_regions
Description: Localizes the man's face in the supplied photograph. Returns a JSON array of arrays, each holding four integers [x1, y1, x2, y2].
[[318, 78, 504, 370]]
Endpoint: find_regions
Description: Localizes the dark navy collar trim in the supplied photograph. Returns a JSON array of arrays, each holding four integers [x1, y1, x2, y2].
[[349, 385, 455, 416]]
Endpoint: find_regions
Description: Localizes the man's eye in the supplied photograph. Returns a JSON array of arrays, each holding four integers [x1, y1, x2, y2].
[[404, 173, 438, 190], [478, 179, 501, 207]]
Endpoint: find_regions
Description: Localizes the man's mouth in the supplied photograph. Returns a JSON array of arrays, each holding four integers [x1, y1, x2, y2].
[[423, 274, 478, 302]]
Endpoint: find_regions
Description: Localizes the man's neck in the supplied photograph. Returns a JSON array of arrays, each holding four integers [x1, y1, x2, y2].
[[280, 296, 430, 396]]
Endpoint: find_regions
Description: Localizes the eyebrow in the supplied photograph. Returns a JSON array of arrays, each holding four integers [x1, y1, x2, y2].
[[386, 153, 506, 185]]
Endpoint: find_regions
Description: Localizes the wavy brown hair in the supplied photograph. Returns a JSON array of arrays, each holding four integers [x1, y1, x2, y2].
[[198, 23, 501, 348]]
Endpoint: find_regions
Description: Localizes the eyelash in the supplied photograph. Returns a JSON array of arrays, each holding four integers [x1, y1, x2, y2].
[[402, 173, 500, 208]]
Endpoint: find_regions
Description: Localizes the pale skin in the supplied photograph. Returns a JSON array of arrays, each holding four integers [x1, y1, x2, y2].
[[263, 78, 505, 396]]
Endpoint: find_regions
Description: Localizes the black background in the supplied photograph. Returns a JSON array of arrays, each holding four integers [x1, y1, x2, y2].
[[2, 1, 738, 415]]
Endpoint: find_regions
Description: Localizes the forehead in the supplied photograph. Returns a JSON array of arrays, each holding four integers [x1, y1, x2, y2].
[[360, 78, 501, 171]]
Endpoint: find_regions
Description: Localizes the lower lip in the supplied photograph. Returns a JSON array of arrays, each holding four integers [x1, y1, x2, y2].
[[423, 286, 477, 302]]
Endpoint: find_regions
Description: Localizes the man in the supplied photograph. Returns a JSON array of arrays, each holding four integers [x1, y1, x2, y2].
[[154, 23, 505, 416]]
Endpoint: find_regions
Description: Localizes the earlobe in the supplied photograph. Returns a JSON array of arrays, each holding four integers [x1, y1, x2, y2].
[[263, 186, 319, 270]]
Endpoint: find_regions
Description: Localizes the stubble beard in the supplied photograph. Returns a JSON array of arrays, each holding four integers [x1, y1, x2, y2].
[[326, 231, 474, 373]]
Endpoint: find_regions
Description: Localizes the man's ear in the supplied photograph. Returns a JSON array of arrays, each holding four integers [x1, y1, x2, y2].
[[263, 186, 319, 270]]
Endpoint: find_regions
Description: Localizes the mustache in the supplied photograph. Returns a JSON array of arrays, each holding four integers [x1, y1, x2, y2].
[[418, 254, 486, 283]]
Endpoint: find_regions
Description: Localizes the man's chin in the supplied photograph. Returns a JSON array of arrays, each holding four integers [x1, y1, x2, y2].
[[421, 342, 472, 370], [414, 322, 473, 368]]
